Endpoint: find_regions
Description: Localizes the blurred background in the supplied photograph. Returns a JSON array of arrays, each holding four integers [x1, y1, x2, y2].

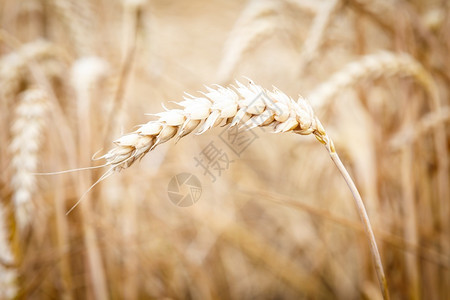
[[0, 0, 449, 299]]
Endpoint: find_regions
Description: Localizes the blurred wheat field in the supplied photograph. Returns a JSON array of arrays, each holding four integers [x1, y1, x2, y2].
[[0, 0, 449, 299]]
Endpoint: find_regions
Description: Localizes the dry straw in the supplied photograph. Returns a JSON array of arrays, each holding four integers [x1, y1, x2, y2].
[[90, 79, 389, 299]]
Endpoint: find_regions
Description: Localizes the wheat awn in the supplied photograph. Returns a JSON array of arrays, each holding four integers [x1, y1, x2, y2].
[[91, 79, 389, 299]]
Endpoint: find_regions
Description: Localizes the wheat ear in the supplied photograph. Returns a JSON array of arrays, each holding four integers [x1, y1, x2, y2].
[[390, 107, 450, 150], [10, 88, 49, 230], [49, 0, 95, 55], [216, 0, 281, 83], [0, 202, 17, 299], [101, 79, 321, 170], [97, 79, 389, 299], [0, 40, 62, 99], [308, 52, 432, 110]]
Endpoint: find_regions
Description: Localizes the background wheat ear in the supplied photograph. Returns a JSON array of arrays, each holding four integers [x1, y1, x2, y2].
[[0, 202, 17, 299], [96, 79, 389, 299], [10, 87, 49, 231], [216, 0, 282, 83], [0, 39, 62, 100]]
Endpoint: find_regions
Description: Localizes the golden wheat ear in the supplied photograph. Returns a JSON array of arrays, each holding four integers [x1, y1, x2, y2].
[[94, 79, 389, 299]]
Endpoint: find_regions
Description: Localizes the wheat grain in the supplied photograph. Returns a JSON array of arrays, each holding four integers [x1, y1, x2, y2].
[[10, 88, 48, 230]]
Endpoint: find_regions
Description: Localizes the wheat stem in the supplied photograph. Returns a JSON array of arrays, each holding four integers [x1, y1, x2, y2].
[[72, 56, 110, 300], [95, 79, 390, 298], [103, 1, 142, 144], [318, 133, 389, 300], [297, 0, 340, 74]]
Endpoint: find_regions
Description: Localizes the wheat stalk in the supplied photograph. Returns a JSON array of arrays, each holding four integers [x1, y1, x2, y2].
[[297, 0, 340, 73], [71, 55, 110, 300], [92, 79, 389, 299], [102, 0, 143, 144]]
